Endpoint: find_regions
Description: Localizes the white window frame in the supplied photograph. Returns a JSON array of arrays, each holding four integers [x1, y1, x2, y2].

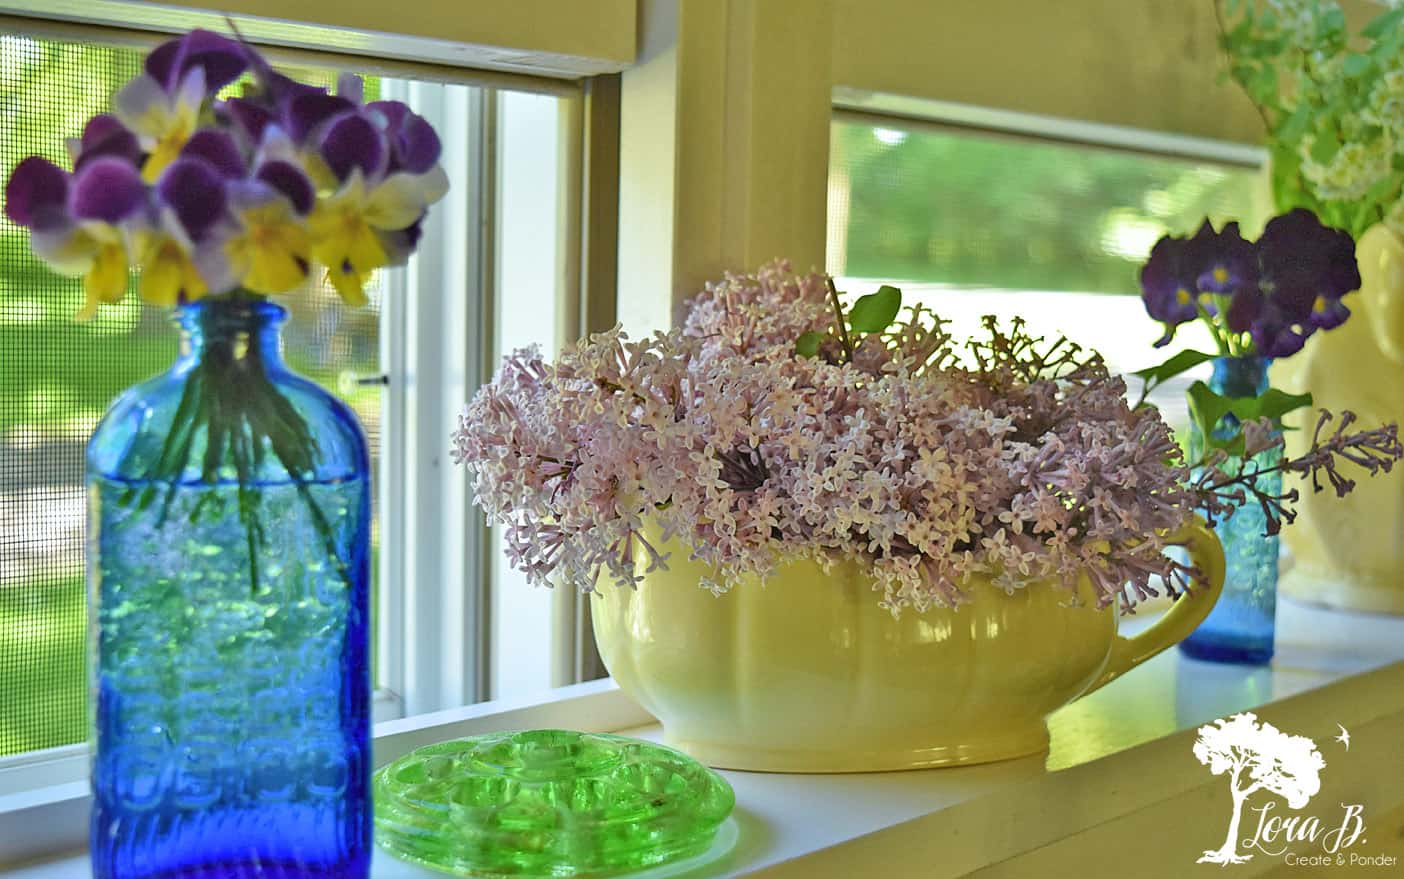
[[375, 77, 496, 720], [0, 18, 597, 825], [830, 87, 1267, 168]]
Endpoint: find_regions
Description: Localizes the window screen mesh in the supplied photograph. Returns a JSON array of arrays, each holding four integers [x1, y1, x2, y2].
[[0, 31, 385, 756]]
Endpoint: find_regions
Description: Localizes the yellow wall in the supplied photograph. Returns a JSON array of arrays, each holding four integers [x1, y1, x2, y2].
[[832, 0, 1262, 143], [1, 0, 637, 75], [172, 0, 637, 65], [832, 0, 1386, 145]]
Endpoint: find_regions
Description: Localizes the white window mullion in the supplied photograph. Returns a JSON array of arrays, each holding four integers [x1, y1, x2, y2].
[[397, 80, 491, 716], [374, 79, 411, 723]]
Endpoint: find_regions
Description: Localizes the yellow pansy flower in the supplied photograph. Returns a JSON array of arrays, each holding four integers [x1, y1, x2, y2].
[[224, 198, 312, 295], [30, 221, 132, 321], [139, 233, 208, 307], [308, 168, 446, 305], [113, 68, 206, 184]]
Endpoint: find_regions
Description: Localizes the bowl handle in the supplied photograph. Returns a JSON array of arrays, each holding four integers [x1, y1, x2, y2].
[[1080, 517, 1226, 696]]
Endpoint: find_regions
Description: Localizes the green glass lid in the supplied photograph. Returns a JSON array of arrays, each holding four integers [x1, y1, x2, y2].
[[374, 729, 737, 877]]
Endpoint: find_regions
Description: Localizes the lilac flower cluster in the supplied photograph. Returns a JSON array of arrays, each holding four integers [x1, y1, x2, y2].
[[3, 29, 447, 319], [454, 261, 1211, 614], [1141, 209, 1360, 357]]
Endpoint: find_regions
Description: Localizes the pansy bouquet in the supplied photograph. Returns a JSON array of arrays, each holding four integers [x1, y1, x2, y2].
[[452, 260, 1401, 616], [1133, 208, 1403, 536], [3, 29, 447, 571], [1139, 208, 1358, 359], [5, 29, 446, 315]]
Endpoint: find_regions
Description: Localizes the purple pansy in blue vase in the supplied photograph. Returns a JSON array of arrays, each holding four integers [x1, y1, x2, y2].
[[1136, 207, 1363, 665]]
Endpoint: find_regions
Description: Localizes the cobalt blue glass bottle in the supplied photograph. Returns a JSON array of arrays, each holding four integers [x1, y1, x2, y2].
[[87, 295, 371, 878], [1180, 354, 1280, 666]]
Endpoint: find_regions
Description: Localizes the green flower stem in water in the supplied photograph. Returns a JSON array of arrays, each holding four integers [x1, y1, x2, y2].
[[119, 291, 350, 595]]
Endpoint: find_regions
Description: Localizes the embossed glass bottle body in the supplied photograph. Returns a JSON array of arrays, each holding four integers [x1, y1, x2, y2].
[[87, 299, 371, 878], [1181, 355, 1279, 666]]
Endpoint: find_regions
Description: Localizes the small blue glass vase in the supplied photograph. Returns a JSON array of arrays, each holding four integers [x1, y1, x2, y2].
[[87, 296, 371, 878], [1180, 355, 1280, 666]]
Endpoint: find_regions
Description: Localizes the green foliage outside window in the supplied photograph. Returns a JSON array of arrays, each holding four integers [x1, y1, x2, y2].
[[830, 120, 1267, 293]]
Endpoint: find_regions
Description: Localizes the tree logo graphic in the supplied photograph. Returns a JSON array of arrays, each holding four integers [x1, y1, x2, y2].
[[1193, 712, 1326, 865]]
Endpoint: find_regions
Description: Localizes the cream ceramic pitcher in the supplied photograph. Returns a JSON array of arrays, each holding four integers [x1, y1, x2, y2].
[[1274, 222, 1404, 614]]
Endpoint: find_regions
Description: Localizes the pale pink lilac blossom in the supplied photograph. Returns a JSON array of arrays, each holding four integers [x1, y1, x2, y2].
[[452, 261, 1400, 615]]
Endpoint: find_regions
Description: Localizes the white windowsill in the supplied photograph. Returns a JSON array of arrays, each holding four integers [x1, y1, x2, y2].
[[4, 597, 1404, 877]]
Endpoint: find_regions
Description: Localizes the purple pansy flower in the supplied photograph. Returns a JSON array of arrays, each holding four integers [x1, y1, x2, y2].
[[1308, 296, 1352, 331], [1249, 311, 1310, 359], [1141, 209, 1360, 359], [222, 98, 276, 148], [4, 156, 70, 230], [379, 214, 425, 266], [1256, 208, 1361, 331], [1224, 284, 1263, 335], [156, 157, 228, 242], [255, 160, 315, 214], [283, 92, 355, 145], [69, 115, 143, 172], [180, 129, 246, 179], [145, 29, 248, 94], [367, 101, 441, 174], [70, 157, 147, 224], [1193, 220, 1256, 297], [4, 26, 450, 313], [319, 113, 388, 181], [1140, 230, 1208, 345]]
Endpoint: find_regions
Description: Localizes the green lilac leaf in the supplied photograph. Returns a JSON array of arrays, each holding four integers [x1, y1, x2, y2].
[[1362, 7, 1404, 40], [1322, 6, 1346, 38], [795, 331, 824, 357], [1277, 104, 1312, 142], [848, 285, 902, 333], [1187, 382, 1314, 442], [1310, 134, 1340, 165], [1187, 381, 1235, 442], [1343, 53, 1372, 78], [1132, 350, 1216, 385], [1234, 388, 1314, 424]]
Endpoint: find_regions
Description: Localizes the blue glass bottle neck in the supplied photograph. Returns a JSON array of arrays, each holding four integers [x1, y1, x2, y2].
[[175, 295, 287, 371], [1209, 354, 1272, 399]]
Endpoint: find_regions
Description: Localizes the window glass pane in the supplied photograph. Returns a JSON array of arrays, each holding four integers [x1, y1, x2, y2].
[[0, 31, 387, 756], [491, 90, 563, 699], [827, 117, 1268, 425]]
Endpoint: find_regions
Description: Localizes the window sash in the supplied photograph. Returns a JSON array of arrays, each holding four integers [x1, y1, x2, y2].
[[830, 88, 1267, 168], [0, 19, 601, 781]]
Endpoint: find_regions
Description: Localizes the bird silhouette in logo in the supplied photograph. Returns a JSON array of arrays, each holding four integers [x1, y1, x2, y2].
[[1335, 724, 1350, 751]]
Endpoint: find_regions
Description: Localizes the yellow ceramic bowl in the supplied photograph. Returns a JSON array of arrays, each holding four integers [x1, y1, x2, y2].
[[592, 520, 1224, 772]]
